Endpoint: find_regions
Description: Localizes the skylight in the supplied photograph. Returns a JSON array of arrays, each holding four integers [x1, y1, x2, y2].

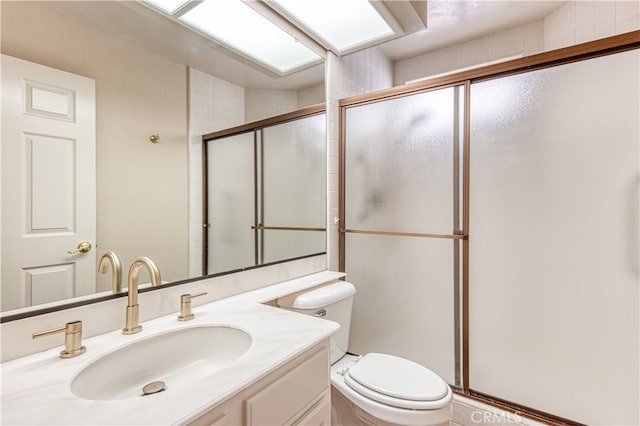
[[270, 0, 397, 54], [143, 0, 323, 75], [142, 0, 399, 74]]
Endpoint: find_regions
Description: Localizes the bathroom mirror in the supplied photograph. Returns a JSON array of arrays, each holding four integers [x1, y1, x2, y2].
[[0, 1, 326, 316]]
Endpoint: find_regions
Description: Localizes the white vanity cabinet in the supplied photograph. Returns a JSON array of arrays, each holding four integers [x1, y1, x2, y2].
[[188, 339, 331, 426]]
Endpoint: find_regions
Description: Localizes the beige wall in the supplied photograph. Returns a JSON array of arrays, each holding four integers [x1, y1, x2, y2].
[[1, 2, 189, 290]]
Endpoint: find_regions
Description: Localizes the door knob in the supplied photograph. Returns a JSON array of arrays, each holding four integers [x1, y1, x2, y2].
[[67, 241, 92, 254]]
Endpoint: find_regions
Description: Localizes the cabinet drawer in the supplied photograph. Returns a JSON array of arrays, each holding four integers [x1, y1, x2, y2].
[[246, 348, 329, 425]]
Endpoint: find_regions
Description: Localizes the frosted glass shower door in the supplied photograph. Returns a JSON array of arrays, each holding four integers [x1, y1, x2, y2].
[[469, 50, 639, 425], [343, 87, 463, 385], [261, 114, 326, 263], [206, 132, 255, 274]]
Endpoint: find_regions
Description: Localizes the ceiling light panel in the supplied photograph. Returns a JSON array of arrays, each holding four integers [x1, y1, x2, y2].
[[271, 0, 396, 54], [180, 0, 322, 75]]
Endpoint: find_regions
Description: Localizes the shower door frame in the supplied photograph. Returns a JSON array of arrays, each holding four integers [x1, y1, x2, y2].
[[338, 30, 640, 426]]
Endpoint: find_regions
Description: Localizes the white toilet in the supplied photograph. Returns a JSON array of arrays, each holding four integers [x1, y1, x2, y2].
[[278, 281, 452, 426]]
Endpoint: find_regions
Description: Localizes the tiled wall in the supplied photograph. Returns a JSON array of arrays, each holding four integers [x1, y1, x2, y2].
[[331, 47, 395, 96], [325, 54, 341, 272], [544, 0, 640, 50]]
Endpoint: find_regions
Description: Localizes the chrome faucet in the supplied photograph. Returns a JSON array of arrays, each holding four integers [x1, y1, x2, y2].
[[98, 251, 122, 294], [122, 257, 161, 335]]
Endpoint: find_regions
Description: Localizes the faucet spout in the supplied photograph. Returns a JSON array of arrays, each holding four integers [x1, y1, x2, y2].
[[122, 257, 161, 335], [98, 251, 122, 294]]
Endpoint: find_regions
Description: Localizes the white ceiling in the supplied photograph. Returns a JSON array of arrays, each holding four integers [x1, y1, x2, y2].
[[37, 1, 566, 90]]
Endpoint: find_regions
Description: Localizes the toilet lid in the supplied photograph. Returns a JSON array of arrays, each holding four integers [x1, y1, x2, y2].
[[345, 353, 450, 410]]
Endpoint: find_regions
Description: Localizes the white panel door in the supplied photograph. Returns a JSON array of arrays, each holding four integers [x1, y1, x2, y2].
[[1, 54, 96, 311]]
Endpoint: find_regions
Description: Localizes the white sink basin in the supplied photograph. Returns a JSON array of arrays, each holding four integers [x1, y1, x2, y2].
[[71, 325, 252, 401]]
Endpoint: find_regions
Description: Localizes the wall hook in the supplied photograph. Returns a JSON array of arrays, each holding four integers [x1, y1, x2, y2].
[[149, 134, 160, 143]]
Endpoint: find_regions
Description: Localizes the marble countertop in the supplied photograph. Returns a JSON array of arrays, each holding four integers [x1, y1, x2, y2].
[[1, 271, 344, 425]]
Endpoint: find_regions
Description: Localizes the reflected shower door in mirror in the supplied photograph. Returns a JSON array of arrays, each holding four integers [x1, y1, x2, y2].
[[204, 108, 326, 274]]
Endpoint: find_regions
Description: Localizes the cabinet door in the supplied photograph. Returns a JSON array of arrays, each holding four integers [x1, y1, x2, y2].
[[187, 341, 331, 426], [245, 348, 329, 425]]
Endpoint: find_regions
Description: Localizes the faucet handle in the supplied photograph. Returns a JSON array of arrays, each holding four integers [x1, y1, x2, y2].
[[178, 292, 208, 321], [32, 321, 86, 358]]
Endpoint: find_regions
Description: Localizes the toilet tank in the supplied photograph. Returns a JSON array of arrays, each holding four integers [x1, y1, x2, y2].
[[278, 281, 356, 364]]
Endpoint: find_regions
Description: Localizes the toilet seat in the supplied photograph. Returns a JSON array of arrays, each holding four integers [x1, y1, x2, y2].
[[344, 353, 450, 410], [332, 354, 453, 426]]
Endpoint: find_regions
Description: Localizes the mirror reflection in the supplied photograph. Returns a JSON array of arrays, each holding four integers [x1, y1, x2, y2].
[[205, 110, 326, 275], [0, 1, 326, 314]]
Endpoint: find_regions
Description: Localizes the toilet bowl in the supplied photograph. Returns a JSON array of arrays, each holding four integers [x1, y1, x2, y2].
[[277, 281, 452, 426]]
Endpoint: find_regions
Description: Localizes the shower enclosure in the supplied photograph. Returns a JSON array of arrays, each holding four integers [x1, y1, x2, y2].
[[340, 35, 639, 425]]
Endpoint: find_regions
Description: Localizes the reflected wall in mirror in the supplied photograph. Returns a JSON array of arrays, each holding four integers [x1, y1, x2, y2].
[[0, 1, 326, 315], [204, 108, 327, 274]]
